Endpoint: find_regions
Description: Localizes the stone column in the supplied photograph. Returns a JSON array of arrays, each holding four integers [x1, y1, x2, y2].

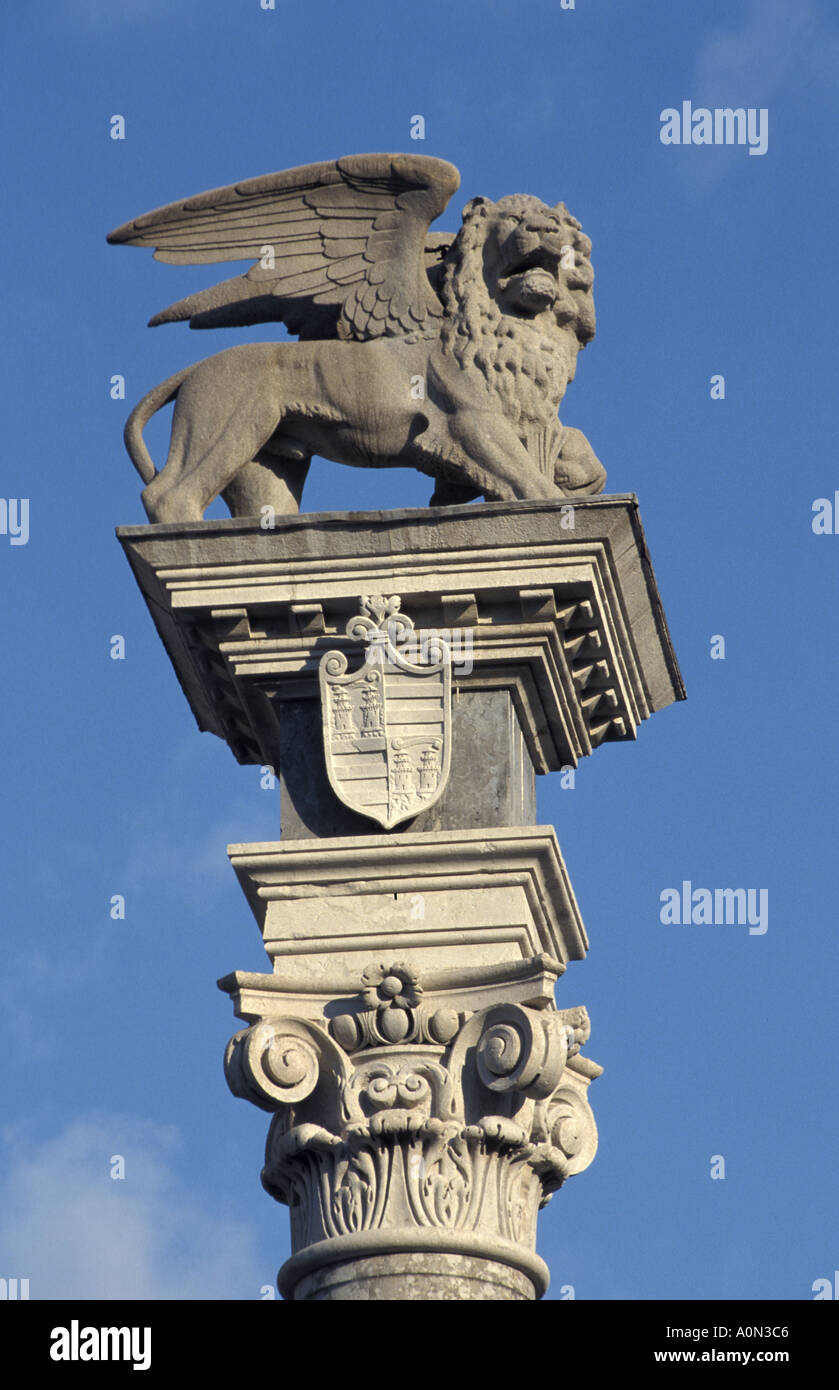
[[224, 965, 598, 1301], [119, 497, 683, 1300], [219, 829, 597, 1300]]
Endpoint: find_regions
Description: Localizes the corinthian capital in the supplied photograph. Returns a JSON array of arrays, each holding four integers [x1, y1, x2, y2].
[[224, 969, 600, 1300]]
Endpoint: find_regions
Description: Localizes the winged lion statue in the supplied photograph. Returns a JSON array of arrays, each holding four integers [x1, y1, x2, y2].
[[108, 153, 606, 522]]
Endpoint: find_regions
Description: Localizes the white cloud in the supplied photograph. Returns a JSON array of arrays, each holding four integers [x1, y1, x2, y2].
[[664, 0, 839, 192], [0, 1114, 269, 1299], [695, 0, 839, 105]]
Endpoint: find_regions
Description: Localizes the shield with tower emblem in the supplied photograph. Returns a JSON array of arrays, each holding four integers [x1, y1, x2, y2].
[[319, 595, 452, 829]]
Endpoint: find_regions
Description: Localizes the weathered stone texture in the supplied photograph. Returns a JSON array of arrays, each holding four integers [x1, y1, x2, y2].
[[279, 688, 535, 838], [289, 1252, 538, 1302], [109, 154, 604, 521], [117, 496, 684, 1299]]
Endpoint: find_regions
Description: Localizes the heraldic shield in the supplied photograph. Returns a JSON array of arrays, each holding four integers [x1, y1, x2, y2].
[[319, 596, 452, 829]]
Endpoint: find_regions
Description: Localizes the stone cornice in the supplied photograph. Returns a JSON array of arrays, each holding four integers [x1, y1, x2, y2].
[[219, 952, 566, 1025], [225, 826, 587, 981], [117, 496, 684, 772]]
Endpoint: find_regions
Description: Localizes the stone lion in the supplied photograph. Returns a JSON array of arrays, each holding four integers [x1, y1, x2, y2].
[[108, 154, 605, 522]]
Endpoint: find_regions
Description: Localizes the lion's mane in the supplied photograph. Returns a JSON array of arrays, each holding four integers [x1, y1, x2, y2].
[[437, 196, 595, 472]]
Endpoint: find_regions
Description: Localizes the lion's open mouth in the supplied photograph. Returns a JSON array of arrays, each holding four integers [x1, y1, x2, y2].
[[503, 247, 562, 279], [500, 259, 559, 312], [516, 267, 557, 297]]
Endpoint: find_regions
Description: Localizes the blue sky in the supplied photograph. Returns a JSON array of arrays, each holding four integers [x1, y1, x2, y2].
[[2, 0, 838, 1300]]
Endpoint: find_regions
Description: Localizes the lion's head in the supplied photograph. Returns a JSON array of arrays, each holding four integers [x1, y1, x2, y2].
[[437, 195, 596, 461], [477, 195, 595, 343]]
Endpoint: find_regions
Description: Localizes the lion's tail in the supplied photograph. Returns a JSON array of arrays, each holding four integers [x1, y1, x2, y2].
[[123, 364, 193, 485]]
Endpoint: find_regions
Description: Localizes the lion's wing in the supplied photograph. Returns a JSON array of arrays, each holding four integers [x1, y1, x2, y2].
[[107, 153, 459, 340]]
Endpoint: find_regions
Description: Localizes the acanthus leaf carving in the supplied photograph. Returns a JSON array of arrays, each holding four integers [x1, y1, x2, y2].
[[228, 989, 599, 1265]]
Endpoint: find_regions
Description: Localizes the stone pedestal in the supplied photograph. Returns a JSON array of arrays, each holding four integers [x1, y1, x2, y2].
[[277, 687, 536, 837], [220, 860, 598, 1301], [119, 497, 683, 1300]]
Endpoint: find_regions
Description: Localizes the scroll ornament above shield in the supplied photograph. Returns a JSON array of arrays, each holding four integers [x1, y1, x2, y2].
[[319, 596, 452, 829]]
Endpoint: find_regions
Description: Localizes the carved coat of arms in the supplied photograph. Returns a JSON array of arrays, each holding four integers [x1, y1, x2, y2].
[[319, 597, 451, 829]]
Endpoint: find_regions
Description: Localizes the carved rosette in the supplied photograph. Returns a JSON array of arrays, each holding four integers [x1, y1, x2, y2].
[[224, 974, 600, 1298]]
